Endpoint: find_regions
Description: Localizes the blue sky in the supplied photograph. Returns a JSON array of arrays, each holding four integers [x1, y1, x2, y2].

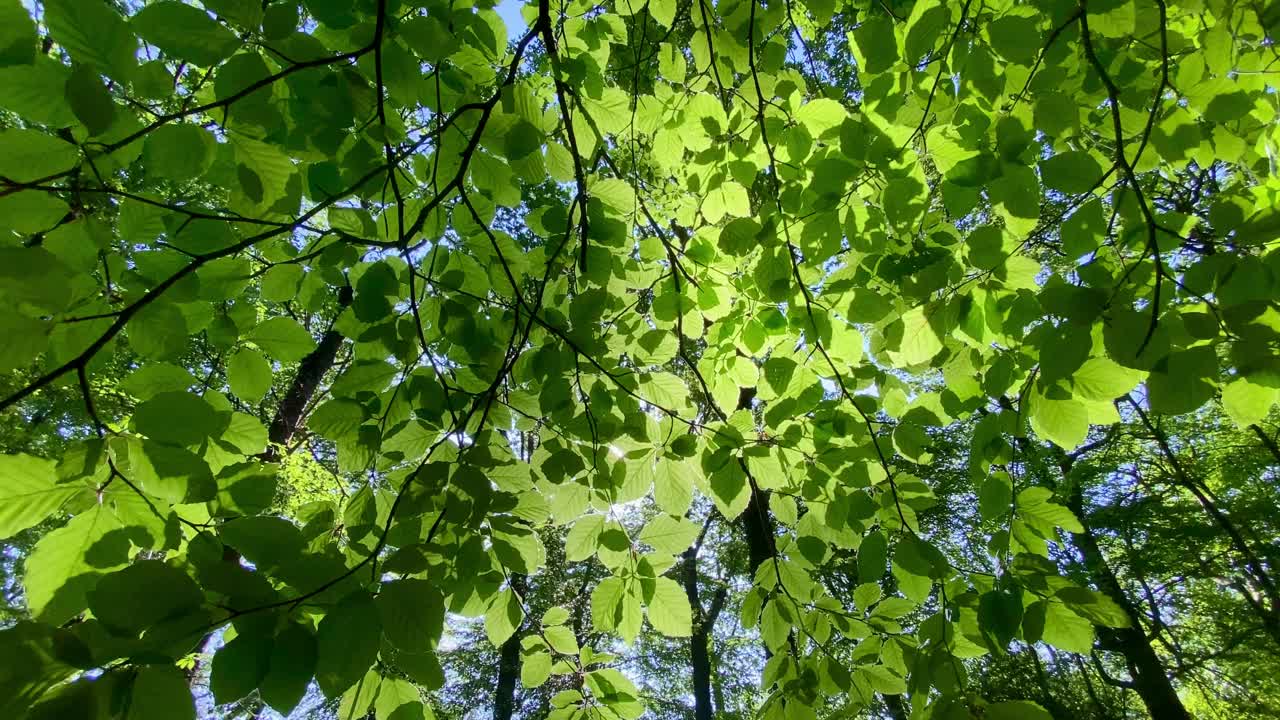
[[495, 0, 529, 40]]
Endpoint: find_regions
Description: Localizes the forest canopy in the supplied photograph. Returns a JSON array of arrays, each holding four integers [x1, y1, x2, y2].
[[1, 0, 1279, 718]]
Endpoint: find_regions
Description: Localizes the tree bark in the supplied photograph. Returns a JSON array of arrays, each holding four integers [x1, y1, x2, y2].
[[261, 285, 351, 461], [683, 547, 726, 720], [1066, 485, 1192, 720], [1027, 646, 1070, 720], [1251, 423, 1280, 465], [493, 574, 528, 720], [731, 383, 788, 665], [187, 289, 351, 688], [740, 488, 776, 583]]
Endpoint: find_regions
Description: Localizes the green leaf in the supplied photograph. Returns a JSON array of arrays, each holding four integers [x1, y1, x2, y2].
[[1025, 599, 1095, 653], [1146, 347, 1218, 415], [654, 458, 694, 516], [537, 627, 575, 659], [648, 0, 675, 27], [260, 265, 304, 302], [0, 0, 36, 67], [0, 56, 75, 126], [1057, 586, 1130, 628], [0, 191, 69, 234], [894, 306, 943, 365], [234, 136, 296, 207], [127, 440, 216, 503], [1017, 487, 1084, 534], [250, 318, 317, 362], [615, 0, 647, 16], [87, 560, 203, 635], [217, 411, 267, 455], [978, 589, 1023, 650], [591, 576, 626, 634], [795, 99, 848, 137], [1030, 395, 1089, 450], [45, 0, 135, 79], [706, 461, 749, 520], [492, 524, 547, 574], [121, 363, 196, 400], [1039, 151, 1105, 194], [130, 302, 189, 359], [1070, 357, 1143, 401], [228, 349, 273, 403], [24, 504, 128, 625], [484, 588, 524, 648], [132, 2, 241, 66], [0, 129, 79, 183], [643, 577, 691, 637], [1222, 377, 1277, 428], [133, 392, 220, 447], [376, 580, 444, 654], [337, 669, 380, 720], [65, 64, 115, 137], [521, 646, 552, 688], [127, 666, 196, 720], [987, 700, 1052, 720], [701, 181, 750, 224], [858, 530, 888, 582], [317, 591, 382, 697], [211, 633, 272, 704], [638, 514, 700, 555], [978, 472, 1012, 525], [213, 462, 277, 516], [565, 514, 604, 562], [987, 14, 1042, 65], [259, 622, 317, 715], [0, 453, 82, 539], [375, 677, 424, 720], [0, 623, 86, 717], [144, 124, 215, 181], [201, 0, 264, 30], [219, 516, 303, 571], [590, 177, 636, 215]]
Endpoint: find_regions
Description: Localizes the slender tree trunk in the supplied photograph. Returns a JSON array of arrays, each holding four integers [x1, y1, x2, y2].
[[728, 384, 789, 664], [1067, 485, 1192, 720], [493, 573, 528, 720], [735, 386, 775, 581], [683, 547, 726, 720], [1027, 647, 1070, 719], [1129, 400, 1280, 647], [1070, 653, 1118, 720], [1039, 438, 1191, 720], [1251, 423, 1280, 465], [261, 286, 351, 461], [187, 289, 351, 688], [683, 549, 713, 720], [741, 488, 776, 582]]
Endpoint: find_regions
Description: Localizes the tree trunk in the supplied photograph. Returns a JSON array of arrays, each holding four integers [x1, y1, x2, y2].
[[493, 573, 527, 720], [683, 547, 725, 720], [188, 289, 351, 688], [740, 487, 776, 582], [261, 285, 351, 461], [732, 384, 786, 662], [1027, 647, 1070, 719], [1130, 400, 1280, 644], [1067, 486, 1192, 720]]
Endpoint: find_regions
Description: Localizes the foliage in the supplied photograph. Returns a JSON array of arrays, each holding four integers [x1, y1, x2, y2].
[[1, 0, 1279, 718]]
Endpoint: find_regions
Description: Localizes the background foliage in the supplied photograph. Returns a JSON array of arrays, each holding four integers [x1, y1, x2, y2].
[[1, 0, 1279, 718]]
